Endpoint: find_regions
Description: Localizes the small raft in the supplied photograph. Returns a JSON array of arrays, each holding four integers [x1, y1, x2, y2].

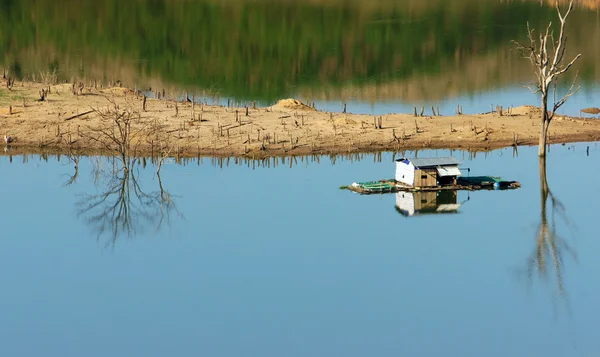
[[348, 181, 397, 193], [457, 176, 520, 190]]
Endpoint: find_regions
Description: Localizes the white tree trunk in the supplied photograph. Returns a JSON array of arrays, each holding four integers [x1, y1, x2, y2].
[[539, 93, 549, 157]]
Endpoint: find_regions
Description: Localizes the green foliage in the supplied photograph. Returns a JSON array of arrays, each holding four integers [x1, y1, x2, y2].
[[0, 0, 595, 100]]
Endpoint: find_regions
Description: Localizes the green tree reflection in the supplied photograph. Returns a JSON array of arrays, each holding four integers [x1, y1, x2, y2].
[[1, 0, 597, 100]]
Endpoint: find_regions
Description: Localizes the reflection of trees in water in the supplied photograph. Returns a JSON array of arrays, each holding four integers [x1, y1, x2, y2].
[[3, 0, 599, 101], [526, 157, 577, 302], [63, 152, 80, 186], [74, 156, 181, 247]]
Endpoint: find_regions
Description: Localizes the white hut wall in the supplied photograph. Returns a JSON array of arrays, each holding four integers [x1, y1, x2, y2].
[[395, 161, 415, 186]]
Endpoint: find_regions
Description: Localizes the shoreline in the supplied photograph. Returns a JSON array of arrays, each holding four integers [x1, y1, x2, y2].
[[0, 135, 595, 160], [1, 80, 599, 159]]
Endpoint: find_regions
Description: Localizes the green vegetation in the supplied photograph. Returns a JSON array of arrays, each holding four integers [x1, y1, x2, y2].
[[0, 0, 598, 100], [0, 87, 24, 105]]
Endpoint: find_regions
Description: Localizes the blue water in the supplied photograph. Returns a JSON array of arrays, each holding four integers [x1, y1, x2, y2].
[[310, 85, 600, 118], [185, 84, 600, 119], [0, 144, 598, 357]]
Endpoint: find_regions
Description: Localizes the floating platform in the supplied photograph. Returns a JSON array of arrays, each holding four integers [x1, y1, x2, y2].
[[346, 176, 520, 194]]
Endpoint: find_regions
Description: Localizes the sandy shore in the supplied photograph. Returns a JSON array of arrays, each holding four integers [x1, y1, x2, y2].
[[1, 80, 599, 158]]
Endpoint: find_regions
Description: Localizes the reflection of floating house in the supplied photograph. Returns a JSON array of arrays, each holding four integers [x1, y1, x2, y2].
[[395, 191, 460, 216], [395, 157, 461, 187]]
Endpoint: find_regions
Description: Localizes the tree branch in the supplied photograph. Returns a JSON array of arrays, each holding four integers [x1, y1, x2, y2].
[[552, 71, 580, 118]]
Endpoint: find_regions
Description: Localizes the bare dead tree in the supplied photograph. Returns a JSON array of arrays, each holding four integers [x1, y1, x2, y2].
[[39, 87, 48, 102], [82, 98, 161, 168], [513, 0, 581, 157]]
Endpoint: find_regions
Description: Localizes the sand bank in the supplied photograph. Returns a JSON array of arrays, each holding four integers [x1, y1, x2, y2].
[[1, 80, 599, 158]]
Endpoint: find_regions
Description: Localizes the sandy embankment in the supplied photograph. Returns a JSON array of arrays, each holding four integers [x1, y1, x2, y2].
[[0, 80, 599, 158]]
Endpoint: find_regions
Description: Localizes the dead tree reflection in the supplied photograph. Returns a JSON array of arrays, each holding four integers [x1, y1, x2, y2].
[[62, 150, 80, 186], [76, 156, 182, 247], [527, 157, 577, 302]]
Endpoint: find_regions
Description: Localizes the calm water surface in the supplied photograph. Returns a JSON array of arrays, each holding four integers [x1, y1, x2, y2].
[[0, 143, 599, 356]]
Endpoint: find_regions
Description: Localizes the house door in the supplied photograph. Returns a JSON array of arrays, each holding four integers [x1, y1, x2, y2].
[[421, 173, 429, 187]]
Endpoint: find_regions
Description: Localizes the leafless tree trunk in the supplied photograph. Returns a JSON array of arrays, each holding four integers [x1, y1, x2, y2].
[[513, 0, 581, 157], [82, 98, 164, 166]]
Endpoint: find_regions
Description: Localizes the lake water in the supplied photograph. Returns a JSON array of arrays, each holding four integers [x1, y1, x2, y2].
[[1, 143, 599, 356], [2, 0, 599, 354], [1, 0, 599, 116]]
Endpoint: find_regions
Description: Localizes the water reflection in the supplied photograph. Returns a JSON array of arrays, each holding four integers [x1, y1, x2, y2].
[[62, 152, 80, 186], [75, 156, 181, 247], [1, 0, 599, 102], [0, 148, 525, 171], [527, 157, 577, 301], [395, 191, 463, 217]]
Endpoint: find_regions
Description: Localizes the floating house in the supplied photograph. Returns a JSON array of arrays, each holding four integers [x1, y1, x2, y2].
[[395, 191, 460, 216], [395, 157, 461, 188], [346, 156, 520, 194]]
